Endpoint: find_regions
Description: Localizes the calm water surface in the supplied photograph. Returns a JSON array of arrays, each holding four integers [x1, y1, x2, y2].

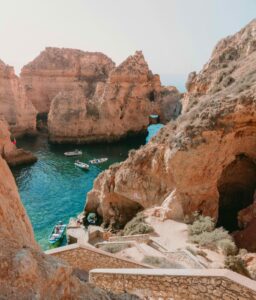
[[12, 125, 162, 250], [11, 134, 142, 249]]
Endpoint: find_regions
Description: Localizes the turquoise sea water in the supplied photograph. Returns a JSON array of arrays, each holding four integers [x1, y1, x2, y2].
[[146, 124, 164, 143], [12, 125, 162, 250]]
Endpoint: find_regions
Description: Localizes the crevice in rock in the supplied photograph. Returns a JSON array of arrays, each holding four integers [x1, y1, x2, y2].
[[36, 112, 48, 132]]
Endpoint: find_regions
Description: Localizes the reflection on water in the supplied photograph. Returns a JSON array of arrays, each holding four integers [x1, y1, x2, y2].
[[12, 125, 163, 250]]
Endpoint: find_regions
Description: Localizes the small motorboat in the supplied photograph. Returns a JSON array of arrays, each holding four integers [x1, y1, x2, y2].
[[64, 149, 82, 156], [74, 160, 89, 170], [87, 212, 97, 225], [89, 157, 108, 164], [48, 222, 67, 248]]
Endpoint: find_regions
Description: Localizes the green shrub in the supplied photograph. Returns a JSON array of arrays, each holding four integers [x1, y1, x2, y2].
[[188, 214, 215, 236], [188, 214, 237, 254], [100, 243, 130, 254], [224, 256, 251, 278], [217, 239, 238, 256], [142, 256, 182, 269], [123, 213, 154, 236], [189, 227, 231, 249]]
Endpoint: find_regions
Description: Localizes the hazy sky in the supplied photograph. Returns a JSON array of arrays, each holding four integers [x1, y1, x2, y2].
[[0, 0, 255, 90]]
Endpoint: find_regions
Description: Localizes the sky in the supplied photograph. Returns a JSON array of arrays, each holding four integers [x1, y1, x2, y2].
[[0, 0, 255, 91]]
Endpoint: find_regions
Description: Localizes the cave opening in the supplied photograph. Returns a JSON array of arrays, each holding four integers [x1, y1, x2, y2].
[[217, 154, 256, 232], [149, 91, 156, 102], [36, 112, 48, 132]]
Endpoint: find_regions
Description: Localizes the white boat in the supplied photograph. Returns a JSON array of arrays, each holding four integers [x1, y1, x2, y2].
[[74, 160, 89, 170], [64, 149, 82, 156], [89, 157, 108, 164]]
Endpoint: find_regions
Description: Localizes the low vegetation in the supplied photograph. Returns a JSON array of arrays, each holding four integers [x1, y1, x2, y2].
[[142, 256, 183, 269], [188, 214, 215, 235], [123, 213, 154, 236], [100, 243, 130, 254], [224, 256, 251, 278], [188, 213, 238, 256]]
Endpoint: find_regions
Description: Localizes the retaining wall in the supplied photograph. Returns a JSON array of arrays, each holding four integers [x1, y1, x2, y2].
[[45, 243, 149, 271], [89, 268, 256, 300]]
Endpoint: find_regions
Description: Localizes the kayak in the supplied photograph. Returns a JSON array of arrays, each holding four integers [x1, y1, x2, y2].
[[89, 157, 108, 164], [48, 223, 67, 248], [64, 149, 82, 156], [74, 160, 89, 170]]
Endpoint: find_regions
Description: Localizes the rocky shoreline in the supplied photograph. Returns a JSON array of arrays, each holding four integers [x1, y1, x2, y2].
[[0, 17, 256, 298]]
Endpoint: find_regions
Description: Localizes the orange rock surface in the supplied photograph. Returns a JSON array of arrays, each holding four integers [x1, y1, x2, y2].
[[85, 19, 256, 245], [21, 47, 115, 114], [0, 118, 37, 166], [0, 59, 37, 136], [20, 47, 180, 143], [48, 51, 173, 143]]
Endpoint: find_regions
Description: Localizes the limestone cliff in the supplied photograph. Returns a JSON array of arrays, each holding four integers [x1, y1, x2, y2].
[[47, 51, 181, 143], [20, 47, 115, 113], [0, 59, 37, 136], [85, 20, 256, 251], [183, 18, 256, 112]]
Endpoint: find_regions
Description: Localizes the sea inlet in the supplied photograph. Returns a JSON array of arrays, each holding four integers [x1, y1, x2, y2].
[[12, 125, 162, 250]]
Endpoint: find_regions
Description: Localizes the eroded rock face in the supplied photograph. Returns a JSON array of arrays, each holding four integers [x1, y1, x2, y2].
[[0, 60, 37, 136], [21, 47, 115, 113], [85, 19, 256, 239], [182, 18, 256, 112], [22, 48, 180, 143], [48, 51, 170, 143]]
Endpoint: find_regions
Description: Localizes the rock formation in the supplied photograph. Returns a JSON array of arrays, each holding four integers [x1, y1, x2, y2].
[[158, 86, 182, 123], [0, 118, 37, 166], [84, 19, 256, 252], [0, 123, 135, 298], [21, 47, 115, 114], [21, 47, 181, 143], [183, 18, 256, 112], [48, 51, 164, 143], [0, 59, 37, 136]]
